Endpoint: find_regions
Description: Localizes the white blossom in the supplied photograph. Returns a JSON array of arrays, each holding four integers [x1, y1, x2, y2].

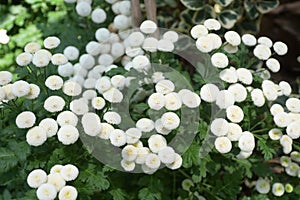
[[70, 98, 88, 115], [190, 25, 208, 39], [128, 31, 145, 47], [158, 146, 176, 164], [121, 160, 135, 172], [161, 112, 180, 130], [251, 89, 265, 107], [255, 178, 270, 194], [228, 83, 247, 103], [145, 153, 161, 169], [148, 93, 165, 110], [224, 31, 241, 46], [236, 68, 253, 85], [98, 123, 114, 139], [226, 105, 244, 123], [273, 41, 288, 56], [91, 8, 107, 23], [279, 81, 292, 96], [75, 1, 92, 17], [132, 55, 150, 71], [136, 118, 154, 132], [60, 164, 79, 181], [270, 104, 284, 116], [58, 185, 78, 200], [253, 44, 271, 60], [216, 90, 235, 109], [95, 28, 110, 42], [148, 134, 167, 153], [0, 71, 13, 85], [154, 119, 172, 135], [36, 183, 57, 200], [238, 131, 255, 152], [258, 36, 273, 48], [266, 58, 280, 73], [200, 83, 219, 102], [286, 122, 300, 139], [227, 123, 243, 141], [211, 53, 229, 68], [103, 111, 121, 125], [45, 75, 64, 90], [16, 52, 32, 66], [214, 136, 232, 154], [47, 173, 66, 192], [63, 46, 79, 61], [51, 53, 68, 65], [142, 37, 158, 52], [24, 42, 41, 53], [272, 183, 285, 197], [286, 98, 300, 113], [274, 112, 290, 128], [57, 111, 78, 127], [125, 128, 142, 144], [16, 111, 36, 129], [155, 80, 175, 94], [211, 118, 229, 136], [241, 34, 257, 46], [11, 80, 30, 97], [62, 81, 82, 96], [27, 169, 47, 188], [44, 36, 60, 49], [268, 128, 283, 140], [26, 126, 47, 146], [204, 19, 221, 31], [219, 67, 238, 83], [122, 145, 138, 161], [110, 129, 126, 147], [57, 125, 79, 145], [157, 39, 175, 52]]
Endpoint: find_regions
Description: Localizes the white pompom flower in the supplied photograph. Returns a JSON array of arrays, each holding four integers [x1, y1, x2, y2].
[[140, 20, 157, 34], [158, 146, 176, 164], [95, 28, 110, 42], [226, 123, 243, 141], [142, 37, 158, 52], [51, 53, 68, 65], [210, 118, 229, 136], [47, 173, 66, 192], [166, 153, 182, 170], [122, 145, 138, 161], [50, 165, 63, 174], [103, 111, 121, 125], [266, 58, 280, 73], [219, 67, 238, 83], [165, 92, 182, 111], [255, 178, 270, 194], [148, 134, 167, 153], [155, 80, 175, 94], [91, 8, 107, 23], [114, 15, 131, 30], [27, 169, 47, 188], [157, 39, 175, 52], [279, 81, 292, 96], [24, 42, 41, 53], [273, 41, 288, 56], [224, 31, 241, 46], [268, 128, 283, 140], [92, 97, 106, 110], [161, 112, 180, 130], [286, 98, 300, 113], [251, 89, 265, 107], [125, 128, 142, 144], [16, 52, 32, 66], [36, 183, 57, 200], [39, 118, 58, 137], [98, 123, 114, 139], [136, 118, 155, 132], [57, 111, 78, 127], [190, 25, 208, 39], [154, 119, 172, 135], [238, 131, 255, 152], [45, 75, 64, 90], [272, 183, 285, 197], [121, 160, 135, 172], [228, 83, 247, 103], [128, 31, 145, 47], [75, 1, 92, 17], [258, 36, 273, 48], [211, 52, 229, 68], [286, 122, 300, 139], [135, 147, 150, 164], [11, 80, 30, 97], [25, 84, 40, 99], [16, 111, 36, 129], [216, 90, 235, 109], [200, 83, 219, 103], [26, 126, 47, 147], [180, 91, 201, 108], [63, 46, 79, 61], [110, 129, 126, 147], [145, 153, 161, 169], [0, 71, 13, 85], [58, 185, 78, 200], [214, 136, 232, 154], [236, 68, 253, 85], [274, 112, 290, 128], [148, 93, 165, 110], [44, 36, 60, 49], [57, 125, 79, 145], [204, 18, 221, 30], [270, 104, 284, 116], [226, 105, 244, 123], [62, 81, 82, 97], [253, 44, 271, 60], [196, 36, 214, 53], [60, 164, 79, 181], [132, 55, 150, 71], [70, 98, 89, 115], [241, 34, 257, 46]]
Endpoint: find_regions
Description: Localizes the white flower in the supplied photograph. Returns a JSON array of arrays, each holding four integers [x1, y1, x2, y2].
[[83, 78, 96, 89], [58, 62, 73, 77], [274, 112, 290, 128], [45, 75, 64, 90], [224, 31, 241, 46], [0, 29, 9, 44], [155, 80, 175, 94], [32, 50, 51, 67], [211, 53, 229, 68], [60, 164, 79, 181], [95, 76, 111, 93], [200, 83, 219, 102], [62, 81, 82, 96], [140, 20, 157, 34], [272, 183, 285, 197], [238, 131, 255, 152], [181, 91, 201, 108], [236, 151, 252, 159], [258, 36, 273, 48], [79, 54, 95, 69], [16, 111, 36, 129], [85, 41, 101, 56], [279, 81, 291, 96], [211, 118, 229, 136], [91, 8, 107, 23], [270, 104, 284, 116], [251, 89, 265, 107], [118, 1, 131, 15], [196, 36, 214, 53], [227, 123, 243, 141], [154, 119, 172, 135], [98, 123, 114, 139], [215, 136, 232, 154], [280, 135, 293, 148], [219, 67, 238, 83], [223, 44, 238, 54], [0, 71, 13, 85], [81, 113, 101, 136], [16, 52, 32, 66], [24, 42, 41, 53], [241, 34, 257, 46], [103, 111, 121, 125], [273, 41, 288, 56], [26, 84, 40, 99], [161, 112, 180, 130], [39, 118, 58, 138], [70, 98, 88, 115], [283, 144, 292, 154], [204, 19, 221, 30], [207, 33, 222, 49], [236, 68, 253, 85], [91, 97, 106, 110], [136, 118, 154, 132], [0, 87, 5, 101], [226, 105, 244, 123], [190, 25, 208, 39], [253, 44, 271, 60], [50, 165, 63, 174], [11, 80, 30, 97], [228, 83, 247, 103], [121, 160, 135, 172], [111, 42, 125, 58], [288, 113, 300, 123], [166, 153, 182, 170], [286, 122, 300, 139], [148, 134, 167, 153], [255, 178, 270, 194], [135, 147, 150, 164], [125, 128, 142, 144], [145, 153, 161, 169], [157, 39, 175, 52], [111, 75, 126, 89], [142, 37, 158, 52], [128, 31, 145, 47], [26, 126, 47, 146], [110, 129, 126, 147], [64, 46, 79, 61], [280, 156, 291, 167], [36, 183, 57, 200], [47, 173, 66, 192], [27, 169, 47, 188], [44, 36, 60, 49], [57, 125, 79, 145], [58, 186, 78, 200], [291, 151, 300, 162], [266, 58, 280, 73], [51, 53, 68, 65], [286, 162, 299, 176], [82, 90, 97, 100], [148, 93, 165, 110], [2, 84, 15, 100], [125, 46, 143, 57], [158, 146, 176, 164], [286, 98, 300, 113], [216, 90, 235, 109], [132, 55, 150, 71], [268, 128, 283, 140], [57, 111, 78, 127], [95, 28, 110, 42], [122, 145, 138, 161], [75, 1, 92, 17], [141, 164, 158, 174], [44, 96, 65, 113]]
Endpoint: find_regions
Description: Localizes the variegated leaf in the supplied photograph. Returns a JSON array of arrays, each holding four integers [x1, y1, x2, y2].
[[244, 0, 259, 19], [180, 0, 206, 11], [256, 0, 279, 14], [218, 10, 238, 29], [193, 5, 216, 24], [214, 0, 234, 7]]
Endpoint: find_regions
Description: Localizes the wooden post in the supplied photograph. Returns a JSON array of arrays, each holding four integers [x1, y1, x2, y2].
[[131, 0, 143, 27], [144, 0, 157, 23]]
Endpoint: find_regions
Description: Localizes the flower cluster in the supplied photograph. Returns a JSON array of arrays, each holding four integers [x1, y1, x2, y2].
[[255, 178, 293, 197], [27, 164, 79, 200]]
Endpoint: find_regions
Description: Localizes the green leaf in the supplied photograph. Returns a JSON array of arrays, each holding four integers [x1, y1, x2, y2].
[[214, 0, 234, 7], [138, 188, 161, 200], [0, 148, 18, 174], [255, 0, 279, 14], [244, 0, 259, 19], [182, 142, 201, 168], [180, 9, 195, 25], [8, 141, 31, 161], [179, 0, 205, 11], [217, 10, 238, 29], [257, 139, 275, 160], [193, 5, 215, 24], [109, 188, 127, 200]]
